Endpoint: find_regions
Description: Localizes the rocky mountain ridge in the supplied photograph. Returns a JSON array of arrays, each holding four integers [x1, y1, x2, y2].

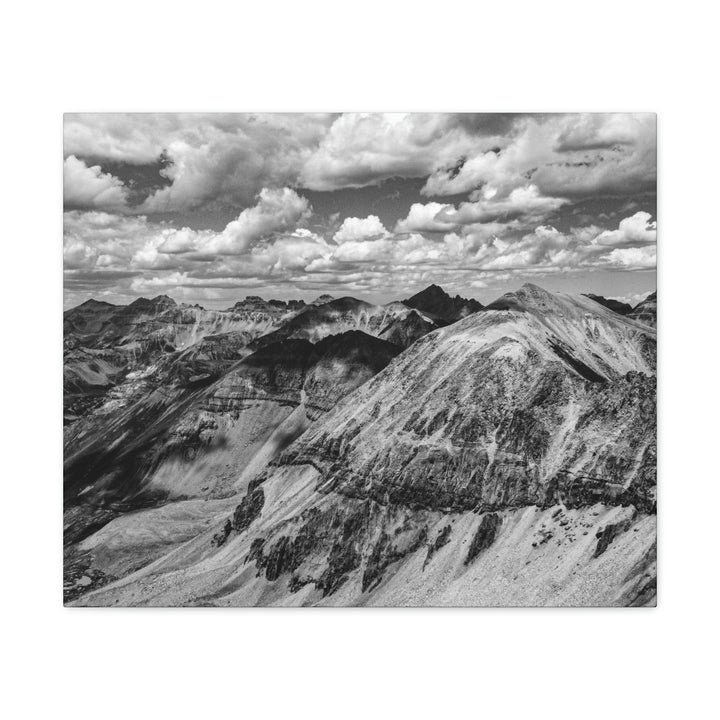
[[66, 283, 657, 607]]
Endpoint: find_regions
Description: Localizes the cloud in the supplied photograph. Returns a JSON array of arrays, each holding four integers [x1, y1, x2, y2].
[[394, 202, 457, 233], [438, 185, 568, 226], [63, 239, 98, 269], [213, 188, 311, 254], [422, 114, 656, 199], [64, 113, 655, 220], [65, 114, 332, 213], [65, 204, 656, 306], [64, 211, 155, 272], [595, 211, 656, 247], [62, 113, 656, 307], [152, 187, 312, 256], [333, 215, 388, 244], [300, 113, 510, 191], [606, 245, 657, 269], [63, 155, 128, 210]]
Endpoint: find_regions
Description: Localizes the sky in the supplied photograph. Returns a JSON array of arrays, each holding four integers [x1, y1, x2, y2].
[[63, 113, 656, 309]]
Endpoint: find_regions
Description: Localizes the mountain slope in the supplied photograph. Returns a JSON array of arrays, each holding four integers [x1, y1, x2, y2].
[[64, 329, 401, 600], [76, 284, 656, 607], [628, 291, 657, 328], [582, 293, 632, 315]]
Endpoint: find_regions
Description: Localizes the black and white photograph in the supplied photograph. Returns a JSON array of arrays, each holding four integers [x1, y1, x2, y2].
[[63, 112, 657, 607], [5, 2, 720, 718]]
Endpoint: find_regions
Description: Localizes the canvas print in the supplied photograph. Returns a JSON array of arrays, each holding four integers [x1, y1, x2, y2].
[[63, 113, 657, 606]]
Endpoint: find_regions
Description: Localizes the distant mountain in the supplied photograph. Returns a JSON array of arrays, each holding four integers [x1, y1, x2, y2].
[[226, 296, 306, 313], [403, 284, 483, 323], [311, 294, 335, 306], [628, 291, 657, 328], [249, 296, 435, 350], [63, 295, 293, 424], [76, 284, 656, 607], [582, 294, 632, 315], [126, 294, 177, 312]]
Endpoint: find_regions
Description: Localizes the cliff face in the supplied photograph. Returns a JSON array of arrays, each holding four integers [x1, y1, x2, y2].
[[72, 284, 657, 607]]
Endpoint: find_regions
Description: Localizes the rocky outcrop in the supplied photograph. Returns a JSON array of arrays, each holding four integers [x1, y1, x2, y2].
[[465, 513, 502, 564], [594, 514, 636, 557]]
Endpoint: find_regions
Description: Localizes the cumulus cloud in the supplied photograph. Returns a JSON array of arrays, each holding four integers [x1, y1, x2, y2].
[[63, 211, 155, 272], [63, 155, 128, 210], [65, 114, 333, 213], [438, 185, 568, 226], [63, 239, 98, 269], [65, 204, 656, 305], [333, 215, 388, 244], [607, 245, 657, 269], [394, 202, 457, 233], [300, 113, 499, 191], [595, 211, 656, 247], [153, 187, 312, 256], [422, 114, 656, 199], [63, 114, 656, 306], [64, 113, 655, 218]]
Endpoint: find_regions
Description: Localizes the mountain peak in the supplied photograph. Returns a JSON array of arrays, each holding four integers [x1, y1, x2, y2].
[[408, 284, 449, 301], [144, 294, 174, 305], [77, 298, 115, 310], [311, 294, 335, 306], [126, 294, 177, 313], [486, 284, 567, 313], [403, 284, 482, 323]]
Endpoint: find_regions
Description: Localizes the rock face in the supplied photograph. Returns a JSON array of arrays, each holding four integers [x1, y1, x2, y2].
[[403, 284, 483, 323], [378, 310, 439, 349], [629, 291, 657, 328], [582, 294, 633, 315], [71, 284, 656, 608]]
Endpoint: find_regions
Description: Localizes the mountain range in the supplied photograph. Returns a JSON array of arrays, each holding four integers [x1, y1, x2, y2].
[[64, 283, 656, 606]]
